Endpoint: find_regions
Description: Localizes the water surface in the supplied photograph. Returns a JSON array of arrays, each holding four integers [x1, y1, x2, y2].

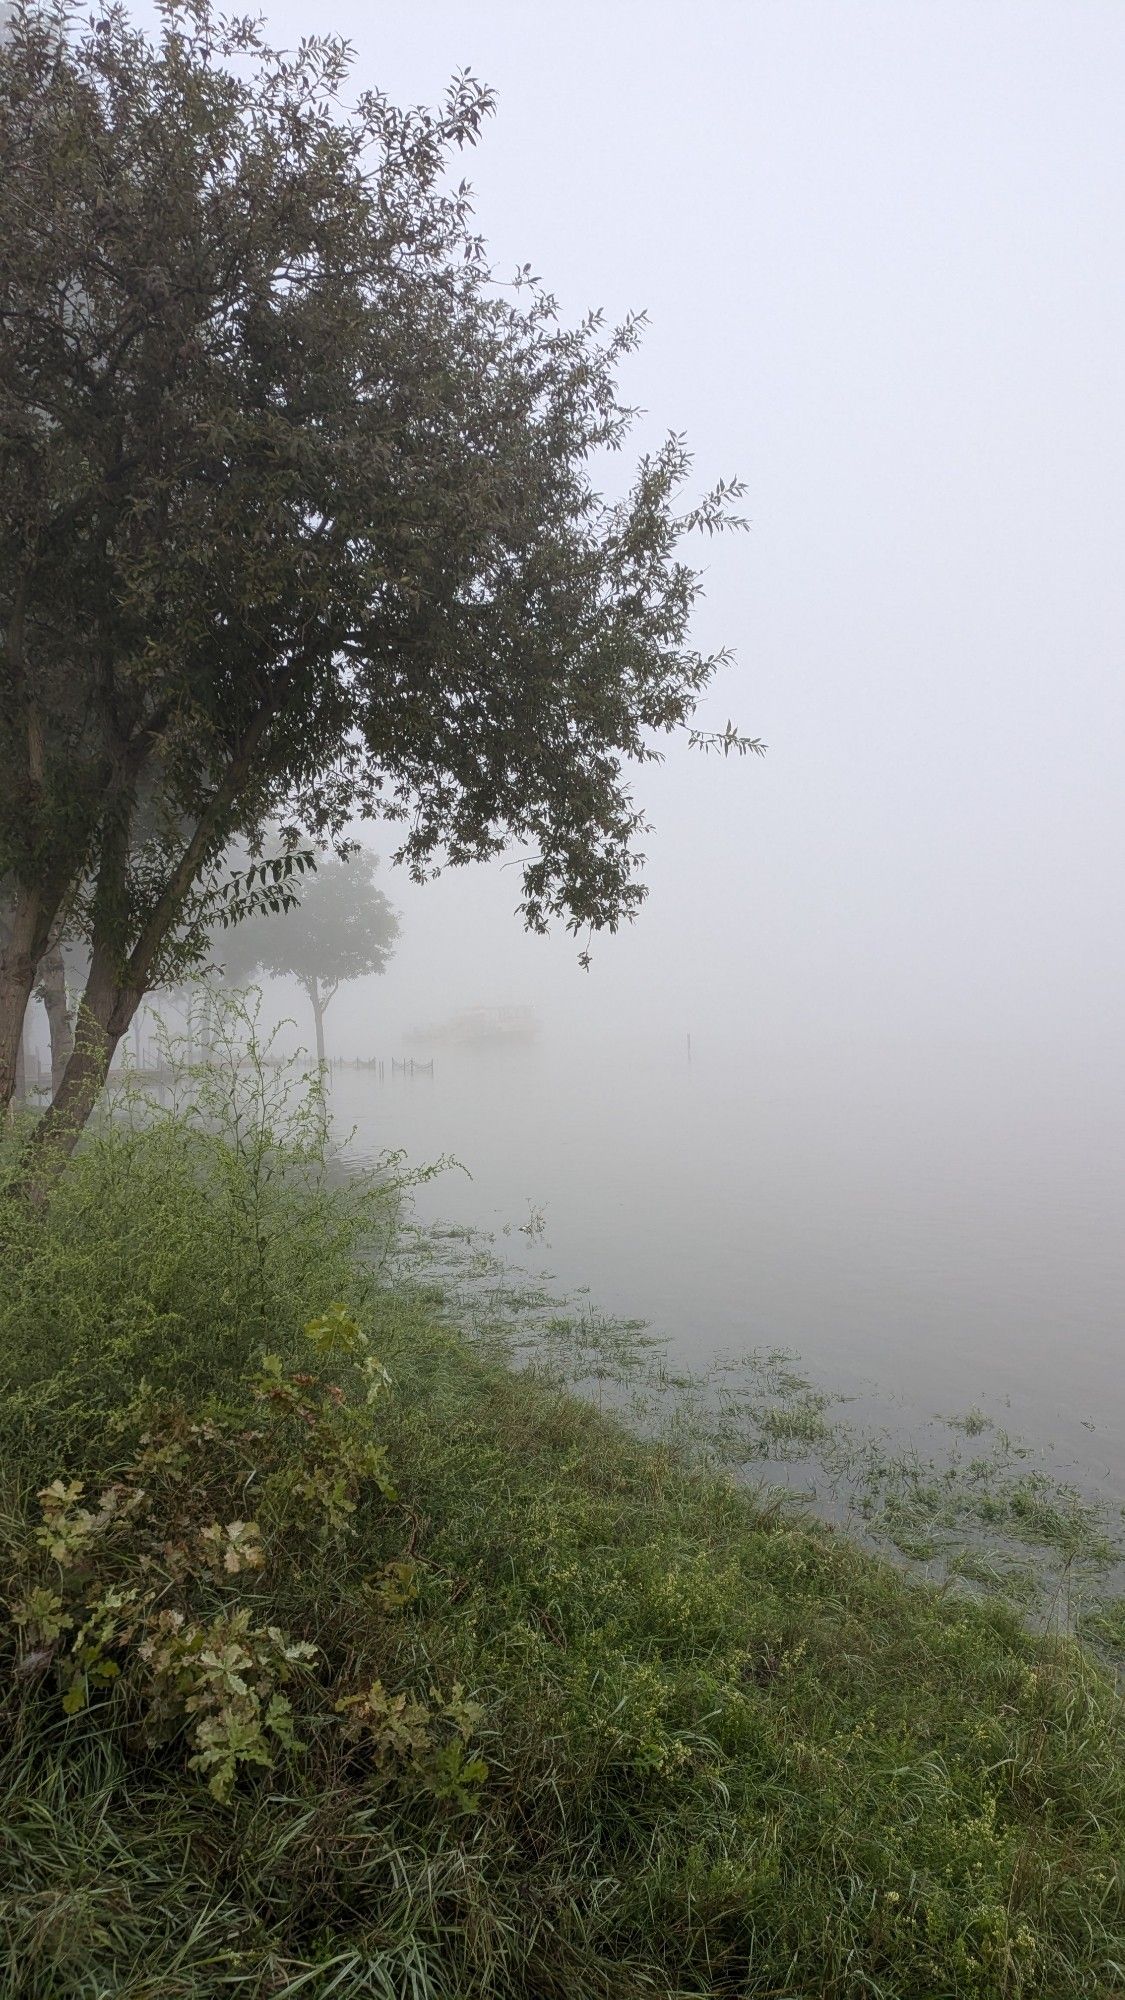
[[332, 1033, 1125, 1494]]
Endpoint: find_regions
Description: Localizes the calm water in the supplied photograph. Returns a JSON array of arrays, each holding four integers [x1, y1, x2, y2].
[[331, 1034, 1125, 1492]]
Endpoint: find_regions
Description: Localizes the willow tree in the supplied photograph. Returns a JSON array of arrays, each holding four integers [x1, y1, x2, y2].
[[0, 0, 760, 1178]]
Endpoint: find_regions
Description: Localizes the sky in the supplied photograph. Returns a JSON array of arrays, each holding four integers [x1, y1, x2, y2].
[[121, 1, 1125, 1075]]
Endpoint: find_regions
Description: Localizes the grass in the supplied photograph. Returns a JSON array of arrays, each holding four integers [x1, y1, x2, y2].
[[1, 1011, 1124, 1997]]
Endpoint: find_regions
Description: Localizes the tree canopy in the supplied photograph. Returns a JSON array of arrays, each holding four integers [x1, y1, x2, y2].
[[0, 0, 759, 1173]]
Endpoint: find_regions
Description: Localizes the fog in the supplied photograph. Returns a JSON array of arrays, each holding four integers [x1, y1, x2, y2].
[[151, 4, 1125, 1455], [305, 0, 1125, 1076]]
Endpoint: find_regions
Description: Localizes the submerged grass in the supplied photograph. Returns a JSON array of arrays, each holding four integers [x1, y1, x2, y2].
[[1, 1008, 1124, 1997]]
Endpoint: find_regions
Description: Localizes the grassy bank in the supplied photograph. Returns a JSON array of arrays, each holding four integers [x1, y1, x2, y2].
[[2, 1043, 1124, 1997]]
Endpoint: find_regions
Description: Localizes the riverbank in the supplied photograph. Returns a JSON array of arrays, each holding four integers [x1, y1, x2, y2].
[[2, 1063, 1124, 1996]]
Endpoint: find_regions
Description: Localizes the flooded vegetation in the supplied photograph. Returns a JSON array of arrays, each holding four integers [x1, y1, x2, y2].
[[393, 1152, 1125, 1673]]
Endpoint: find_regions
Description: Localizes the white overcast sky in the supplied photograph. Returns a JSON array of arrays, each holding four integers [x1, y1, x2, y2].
[[147, 3, 1125, 1061]]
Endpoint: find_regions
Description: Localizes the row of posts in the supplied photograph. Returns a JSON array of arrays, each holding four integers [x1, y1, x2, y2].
[[329, 1056, 435, 1077]]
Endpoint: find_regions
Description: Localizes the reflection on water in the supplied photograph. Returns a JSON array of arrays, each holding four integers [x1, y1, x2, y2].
[[330, 1034, 1125, 1491]]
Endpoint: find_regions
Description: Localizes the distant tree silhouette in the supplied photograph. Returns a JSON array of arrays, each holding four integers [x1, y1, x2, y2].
[[216, 852, 398, 1067]]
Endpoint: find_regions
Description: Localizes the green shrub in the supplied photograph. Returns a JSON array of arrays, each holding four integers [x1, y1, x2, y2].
[[0, 996, 416, 1475]]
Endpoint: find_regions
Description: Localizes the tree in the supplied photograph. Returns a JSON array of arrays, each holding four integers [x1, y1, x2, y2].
[[0, 898, 33, 1108], [217, 850, 398, 1068], [0, 0, 761, 1182], [1, 896, 72, 1106], [35, 939, 73, 1094]]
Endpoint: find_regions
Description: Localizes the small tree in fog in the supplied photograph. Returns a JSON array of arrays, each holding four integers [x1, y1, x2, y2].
[[217, 853, 398, 1068]]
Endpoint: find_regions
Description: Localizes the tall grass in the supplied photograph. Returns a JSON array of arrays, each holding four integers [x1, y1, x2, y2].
[[1, 1005, 1123, 1997]]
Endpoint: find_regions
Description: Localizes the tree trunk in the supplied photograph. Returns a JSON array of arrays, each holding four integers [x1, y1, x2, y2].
[[38, 943, 75, 1095], [0, 885, 43, 1114], [306, 978, 327, 1069], [17, 947, 143, 1195], [12, 1020, 27, 1108], [8, 698, 298, 1190]]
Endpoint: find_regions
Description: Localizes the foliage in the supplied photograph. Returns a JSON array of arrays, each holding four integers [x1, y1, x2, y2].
[[5, 1312, 479, 1809], [0, 1055, 1123, 1995], [336, 1679, 489, 1811], [141, 1607, 315, 1803]]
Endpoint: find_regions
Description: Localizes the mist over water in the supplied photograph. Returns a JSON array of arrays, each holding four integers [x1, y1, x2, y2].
[[331, 1028, 1125, 1491]]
